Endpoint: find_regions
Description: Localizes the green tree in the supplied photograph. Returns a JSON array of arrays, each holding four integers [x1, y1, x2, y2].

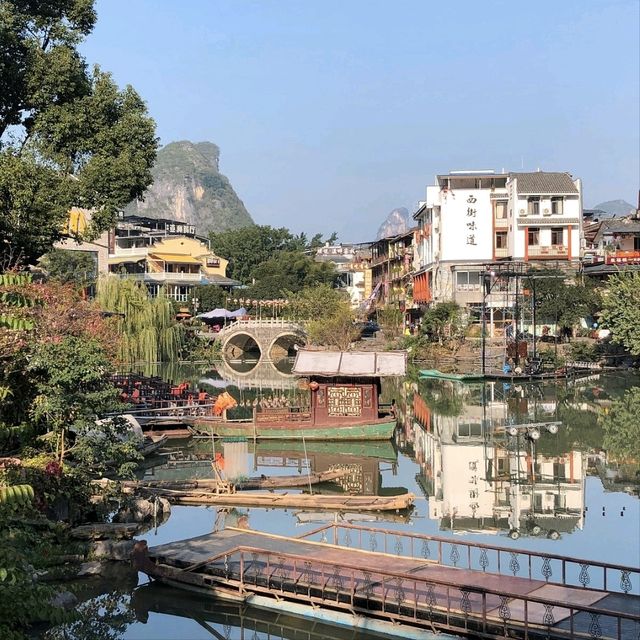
[[601, 271, 640, 355], [286, 285, 359, 350], [209, 225, 303, 283], [39, 248, 96, 287], [529, 272, 601, 330], [209, 225, 340, 283], [378, 307, 404, 339], [28, 335, 120, 461], [0, 0, 157, 266], [421, 302, 464, 343], [246, 251, 337, 299], [601, 387, 640, 462], [97, 278, 183, 363], [192, 284, 227, 312], [307, 301, 359, 351]]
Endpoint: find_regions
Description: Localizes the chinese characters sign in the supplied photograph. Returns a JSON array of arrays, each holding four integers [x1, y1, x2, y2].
[[466, 195, 478, 246], [327, 386, 362, 417]]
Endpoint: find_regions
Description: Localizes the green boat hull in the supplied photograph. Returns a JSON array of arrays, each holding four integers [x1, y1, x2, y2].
[[419, 369, 485, 382], [192, 419, 396, 441]]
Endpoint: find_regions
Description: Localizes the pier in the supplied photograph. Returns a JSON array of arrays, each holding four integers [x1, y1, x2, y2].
[[134, 524, 640, 640]]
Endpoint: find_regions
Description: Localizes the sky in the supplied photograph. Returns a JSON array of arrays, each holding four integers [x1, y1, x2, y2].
[[81, 0, 639, 241]]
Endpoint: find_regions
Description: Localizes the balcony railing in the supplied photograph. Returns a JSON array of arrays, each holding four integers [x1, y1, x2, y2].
[[111, 272, 203, 282], [528, 245, 568, 259], [494, 217, 508, 229], [111, 246, 150, 256], [495, 246, 509, 258]]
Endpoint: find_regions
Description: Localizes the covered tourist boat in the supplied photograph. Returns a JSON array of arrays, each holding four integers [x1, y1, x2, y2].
[[191, 350, 406, 441]]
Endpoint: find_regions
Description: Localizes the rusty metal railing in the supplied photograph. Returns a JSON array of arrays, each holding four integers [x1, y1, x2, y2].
[[298, 523, 640, 596]]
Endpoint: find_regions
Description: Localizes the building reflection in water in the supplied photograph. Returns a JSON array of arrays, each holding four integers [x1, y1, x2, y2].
[[406, 379, 586, 540]]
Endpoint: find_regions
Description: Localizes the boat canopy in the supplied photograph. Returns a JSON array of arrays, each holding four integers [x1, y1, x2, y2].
[[292, 350, 406, 378]]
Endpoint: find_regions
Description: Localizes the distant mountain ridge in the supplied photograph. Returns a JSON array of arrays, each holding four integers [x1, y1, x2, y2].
[[591, 199, 636, 218], [125, 141, 254, 235], [375, 207, 411, 240]]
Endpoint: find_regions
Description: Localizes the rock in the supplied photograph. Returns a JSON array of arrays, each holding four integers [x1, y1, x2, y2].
[[90, 540, 136, 561], [158, 497, 171, 517], [51, 590, 78, 610], [78, 561, 105, 577]]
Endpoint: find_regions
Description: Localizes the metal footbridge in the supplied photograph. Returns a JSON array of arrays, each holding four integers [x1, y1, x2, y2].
[[135, 524, 640, 640]]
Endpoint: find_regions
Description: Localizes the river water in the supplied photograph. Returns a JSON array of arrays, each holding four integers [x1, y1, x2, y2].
[[45, 362, 640, 640]]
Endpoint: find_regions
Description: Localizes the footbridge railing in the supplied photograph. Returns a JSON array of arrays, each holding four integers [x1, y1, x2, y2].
[[299, 523, 640, 596]]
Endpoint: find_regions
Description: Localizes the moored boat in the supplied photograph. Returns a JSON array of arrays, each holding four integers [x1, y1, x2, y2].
[[115, 351, 406, 442]]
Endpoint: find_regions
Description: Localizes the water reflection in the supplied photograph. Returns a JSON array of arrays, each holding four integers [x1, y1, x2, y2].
[[131, 583, 384, 640], [44, 367, 639, 640], [397, 375, 639, 539]]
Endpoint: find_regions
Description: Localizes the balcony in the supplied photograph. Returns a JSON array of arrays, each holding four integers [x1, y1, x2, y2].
[[110, 246, 150, 256], [527, 245, 569, 259], [494, 217, 509, 229], [494, 246, 510, 258], [111, 272, 204, 283]]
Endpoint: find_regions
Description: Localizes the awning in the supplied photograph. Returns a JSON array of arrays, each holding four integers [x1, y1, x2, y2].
[[148, 253, 201, 265], [108, 255, 146, 265], [198, 307, 247, 320]]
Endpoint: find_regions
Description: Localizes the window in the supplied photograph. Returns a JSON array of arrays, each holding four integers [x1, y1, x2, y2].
[[456, 271, 481, 290], [528, 227, 540, 246], [551, 227, 564, 245], [206, 257, 220, 268], [528, 197, 540, 215], [495, 232, 508, 249], [495, 201, 507, 218], [458, 423, 482, 437], [551, 197, 564, 215], [634, 237, 640, 251]]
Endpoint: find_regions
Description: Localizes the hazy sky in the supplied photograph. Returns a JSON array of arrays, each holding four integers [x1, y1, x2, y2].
[[82, 0, 639, 240]]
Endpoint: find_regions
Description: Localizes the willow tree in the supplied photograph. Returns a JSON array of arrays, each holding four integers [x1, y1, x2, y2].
[[97, 278, 182, 363]]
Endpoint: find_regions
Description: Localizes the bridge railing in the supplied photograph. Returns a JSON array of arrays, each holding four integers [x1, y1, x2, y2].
[[299, 523, 640, 596], [221, 318, 304, 329], [170, 543, 640, 640]]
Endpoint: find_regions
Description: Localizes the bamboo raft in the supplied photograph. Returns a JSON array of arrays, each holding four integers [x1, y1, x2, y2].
[[133, 486, 415, 512], [125, 468, 349, 492]]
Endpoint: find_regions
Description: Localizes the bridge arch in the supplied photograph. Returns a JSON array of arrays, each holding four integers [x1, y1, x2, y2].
[[217, 319, 306, 363]]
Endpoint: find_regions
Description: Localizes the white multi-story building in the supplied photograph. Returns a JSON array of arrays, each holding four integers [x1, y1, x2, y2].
[[412, 170, 583, 318]]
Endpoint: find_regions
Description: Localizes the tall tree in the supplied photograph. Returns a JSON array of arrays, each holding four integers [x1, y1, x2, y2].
[[0, 0, 157, 266], [247, 251, 337, 298], [96, 278, 183, 364], [209, 225, 339, 283], [209, 225, 304, 283], [601, 271, 640, 355]]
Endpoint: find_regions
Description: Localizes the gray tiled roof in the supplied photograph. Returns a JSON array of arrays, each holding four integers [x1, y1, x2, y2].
[[509, 172, 578, 195]]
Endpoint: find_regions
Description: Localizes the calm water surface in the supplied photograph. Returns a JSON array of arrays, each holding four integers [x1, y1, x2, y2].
[[47, 363, 640, 640]]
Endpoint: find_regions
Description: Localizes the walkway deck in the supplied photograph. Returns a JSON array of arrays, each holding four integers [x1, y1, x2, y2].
[[134, 526, 640, 640]]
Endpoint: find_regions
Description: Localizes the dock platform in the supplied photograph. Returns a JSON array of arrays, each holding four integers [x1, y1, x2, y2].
[[134, 524, 640, 640]]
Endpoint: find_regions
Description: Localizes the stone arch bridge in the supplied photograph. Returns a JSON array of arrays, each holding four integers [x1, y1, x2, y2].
[[217, 318, 306, 362]]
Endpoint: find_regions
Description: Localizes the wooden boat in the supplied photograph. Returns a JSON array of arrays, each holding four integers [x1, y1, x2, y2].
[[125, 468, 348, 492], [190, 417, 397, 441], [419, 369, 484, 382], [189, 350, 406, 441], [134, 486, 415, 512], [140, 434, 168, 456]]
